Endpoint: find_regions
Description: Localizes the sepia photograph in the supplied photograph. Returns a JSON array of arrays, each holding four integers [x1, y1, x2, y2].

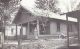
[[0, 0, 80, 49]]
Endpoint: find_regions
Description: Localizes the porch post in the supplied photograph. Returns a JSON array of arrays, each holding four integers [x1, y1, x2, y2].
[[66, 15, 69, 48], [18, 24, 23, 49], [20, 24, 23, 39], [36, 19, 40, 39], [77, 17, 80, 43], [16, 25, 18, 39], [27, 22, 30, 39]]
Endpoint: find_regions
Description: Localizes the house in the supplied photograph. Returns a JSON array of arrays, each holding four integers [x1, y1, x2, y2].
[[12, 6, 79, 41]]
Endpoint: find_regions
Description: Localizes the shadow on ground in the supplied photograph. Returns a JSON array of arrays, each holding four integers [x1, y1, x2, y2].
[[57, 46, 80, 49]]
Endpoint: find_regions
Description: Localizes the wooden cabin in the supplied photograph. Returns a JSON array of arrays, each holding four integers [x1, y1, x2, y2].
[[12, 6, 78, 41]]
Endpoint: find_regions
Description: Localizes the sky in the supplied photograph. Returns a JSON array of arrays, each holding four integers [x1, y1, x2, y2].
[[57, 0, 80, 13], [20, 0, 36, 11]]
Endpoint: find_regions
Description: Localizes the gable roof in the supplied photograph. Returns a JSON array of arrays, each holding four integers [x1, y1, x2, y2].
[[13, 6, 38, 24]]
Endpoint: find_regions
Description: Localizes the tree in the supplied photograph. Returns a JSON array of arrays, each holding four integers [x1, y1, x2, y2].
[[5, 0, 21, 24], [35, 0, 60, 13], [0, 0, 20, 33], [0, 0, 20, 24]]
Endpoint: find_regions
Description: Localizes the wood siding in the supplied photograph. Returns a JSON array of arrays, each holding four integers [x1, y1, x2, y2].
[[50, 21, 78, 37]]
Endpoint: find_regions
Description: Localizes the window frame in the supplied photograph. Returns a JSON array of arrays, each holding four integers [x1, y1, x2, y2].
[[56, 22, 60, 32], [39, 19, 50, 35]]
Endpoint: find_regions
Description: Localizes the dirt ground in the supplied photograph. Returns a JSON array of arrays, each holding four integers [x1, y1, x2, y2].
[[3, 38, 79, 49]]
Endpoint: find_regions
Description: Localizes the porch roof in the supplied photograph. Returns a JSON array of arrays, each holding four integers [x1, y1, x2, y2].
[[61, 10, 80, 18]]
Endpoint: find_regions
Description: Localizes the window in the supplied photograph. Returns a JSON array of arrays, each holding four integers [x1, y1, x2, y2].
[[57, 22, 60, 32], [22, 27, 26, 35], [11, 28, 14, 34], [39, 19, 50, 35]]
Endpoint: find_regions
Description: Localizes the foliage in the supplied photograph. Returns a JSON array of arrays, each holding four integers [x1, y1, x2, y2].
[[0, 0, 20, 24], [35, 0, 60, 13], [0, 0, 20, 31]]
